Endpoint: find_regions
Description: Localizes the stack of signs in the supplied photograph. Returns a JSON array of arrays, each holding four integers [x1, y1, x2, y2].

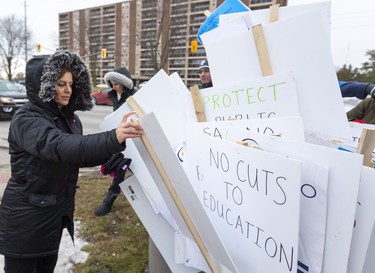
[[201, 1, 351, 141], [99, 1, 374, 273]]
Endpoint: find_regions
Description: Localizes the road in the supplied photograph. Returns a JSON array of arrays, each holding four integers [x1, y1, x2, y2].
[[0, 104, 113, 182]]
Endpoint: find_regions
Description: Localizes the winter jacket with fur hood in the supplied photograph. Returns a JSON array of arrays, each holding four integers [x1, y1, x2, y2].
[[104, 67, 135, 111], [0, 50, 125, 258]]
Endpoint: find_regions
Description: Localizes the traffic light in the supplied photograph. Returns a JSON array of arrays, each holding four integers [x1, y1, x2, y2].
[[191, 40, 198, 53], [101, 48, 107, 58], [36, 43, 41, 52]]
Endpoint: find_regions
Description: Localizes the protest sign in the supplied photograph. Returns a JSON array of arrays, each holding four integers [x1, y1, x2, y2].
[[100, 69, 196, 150], [221, 127, 362, 273], [136, 112, 238, 273], [183, 131, 302, 273], [120, 176, 200, 273], [347, 166, 375, 273], [219, 1, 330, 32], [201, 9, 351, 140], [200, 71, 300, 122], [187, 116, 304, 142], [119, 141, 162, 212], [349, 122, 375, 143], [100, 70, 197, 212], [348, 123, 375, 158], [185, 123, 328, 273], [362, 212, 375, 273], [197, 0, 249, 44]]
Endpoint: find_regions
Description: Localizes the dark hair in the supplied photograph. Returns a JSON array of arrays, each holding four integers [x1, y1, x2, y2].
[[59, 67, 74, 79]]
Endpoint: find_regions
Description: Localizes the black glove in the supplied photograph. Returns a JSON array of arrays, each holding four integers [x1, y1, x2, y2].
[[100, 153, 132, 179], [366, 83, 375, 99]]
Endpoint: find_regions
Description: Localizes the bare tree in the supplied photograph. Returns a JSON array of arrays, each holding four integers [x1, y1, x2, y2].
[[0, 15, 32, 81], [13, 72, 26, 82], [138, 0, 173, 76]]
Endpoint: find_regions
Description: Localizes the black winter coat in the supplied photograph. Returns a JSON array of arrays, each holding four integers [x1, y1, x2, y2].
[[0, 50, 125, 258], [108, 87, 135, 111]]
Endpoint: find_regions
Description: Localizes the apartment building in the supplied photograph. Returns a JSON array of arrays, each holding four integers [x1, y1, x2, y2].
[[59, 0, 287, 87]]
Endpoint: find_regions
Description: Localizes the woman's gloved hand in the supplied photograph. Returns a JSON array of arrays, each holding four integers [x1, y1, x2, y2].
[[100, 153, 132, 179]]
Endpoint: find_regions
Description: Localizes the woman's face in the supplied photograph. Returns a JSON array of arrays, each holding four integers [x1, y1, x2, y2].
[[112, 81, 125, 94], [55, 71, 73, 107]]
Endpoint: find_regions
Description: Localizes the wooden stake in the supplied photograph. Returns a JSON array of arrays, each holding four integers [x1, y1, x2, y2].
[[356, 128, 375, 168], [126, 96, 219, 273], [236, 140, 249, 146], [189, 85, 207, 122], [252, 24, 273, 76], [127, 96, 145, 116], [269, 4, 280, 23]]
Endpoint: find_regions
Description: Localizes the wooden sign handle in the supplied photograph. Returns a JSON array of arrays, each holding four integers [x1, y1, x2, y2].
[[356, 128, 375, 168], [126, 96, 219, 273], [127, 96, 145, 116], [189, 85, 207, 122], [252, 24, 273, 76], [269, 4, 280, 23]]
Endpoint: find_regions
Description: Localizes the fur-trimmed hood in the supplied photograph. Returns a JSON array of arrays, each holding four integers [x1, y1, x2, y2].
[[25, 49, 94, 112], [104, 67, 133, 90]]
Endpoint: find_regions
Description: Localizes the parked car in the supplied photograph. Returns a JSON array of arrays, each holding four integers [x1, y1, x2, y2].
[[0, 80, 29, 119], [91, 87, 113, 106], [14, 82, 26, 92]]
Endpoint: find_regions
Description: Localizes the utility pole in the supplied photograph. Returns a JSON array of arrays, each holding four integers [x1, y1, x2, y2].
[[24, 0, 28, 62]]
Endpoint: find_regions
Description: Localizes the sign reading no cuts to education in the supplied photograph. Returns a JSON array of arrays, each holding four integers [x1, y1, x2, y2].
[[183, 131, 302, 273]]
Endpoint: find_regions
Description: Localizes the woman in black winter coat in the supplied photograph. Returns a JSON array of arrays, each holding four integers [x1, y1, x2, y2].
[[106, 67, 135, 112], [0, 50, 143, 273]]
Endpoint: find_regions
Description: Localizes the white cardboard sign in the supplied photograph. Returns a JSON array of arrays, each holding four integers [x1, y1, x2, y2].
[[221, 128, 363, 273], [99, 70, 197, 213], [184, 116, 305, 143], [120, 176, 200, 273], [201, 9, 351, 140], [100, 69, 197, 150], [137, 112, 238, 273], [183, 131, 302, 273], [348, 122, 375, 153], [219, 1, 330, 33], [200, 71, 300, 121], [347, 166, 375, 273], [184, 123, 329, 273]]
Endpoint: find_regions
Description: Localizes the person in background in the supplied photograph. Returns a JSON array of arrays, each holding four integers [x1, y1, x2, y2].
[[106, 67, 135, 112], [94, 67, 135, 216], [0, 50, 143, 273], [198, 59, 213, 89], [339, 80, 375, 100], [347, 96, 375, 124]]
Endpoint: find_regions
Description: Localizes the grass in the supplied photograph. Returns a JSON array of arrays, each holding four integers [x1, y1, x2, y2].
[[73, 172, 149, 273]]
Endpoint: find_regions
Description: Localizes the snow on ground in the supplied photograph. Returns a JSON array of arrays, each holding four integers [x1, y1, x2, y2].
[[0, 220, 89, 273]]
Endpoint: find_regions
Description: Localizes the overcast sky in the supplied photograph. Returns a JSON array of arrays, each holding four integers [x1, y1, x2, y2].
[[1, 0, 374, 72]]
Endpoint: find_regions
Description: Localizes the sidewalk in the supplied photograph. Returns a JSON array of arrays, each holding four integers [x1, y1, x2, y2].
[[0, 136, 10, 198]]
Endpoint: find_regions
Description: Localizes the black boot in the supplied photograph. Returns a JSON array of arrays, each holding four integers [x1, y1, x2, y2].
[[94, 190, 118, 216]]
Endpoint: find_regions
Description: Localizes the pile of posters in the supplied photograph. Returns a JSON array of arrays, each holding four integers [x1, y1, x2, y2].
[[100, 1, 375, 273]]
